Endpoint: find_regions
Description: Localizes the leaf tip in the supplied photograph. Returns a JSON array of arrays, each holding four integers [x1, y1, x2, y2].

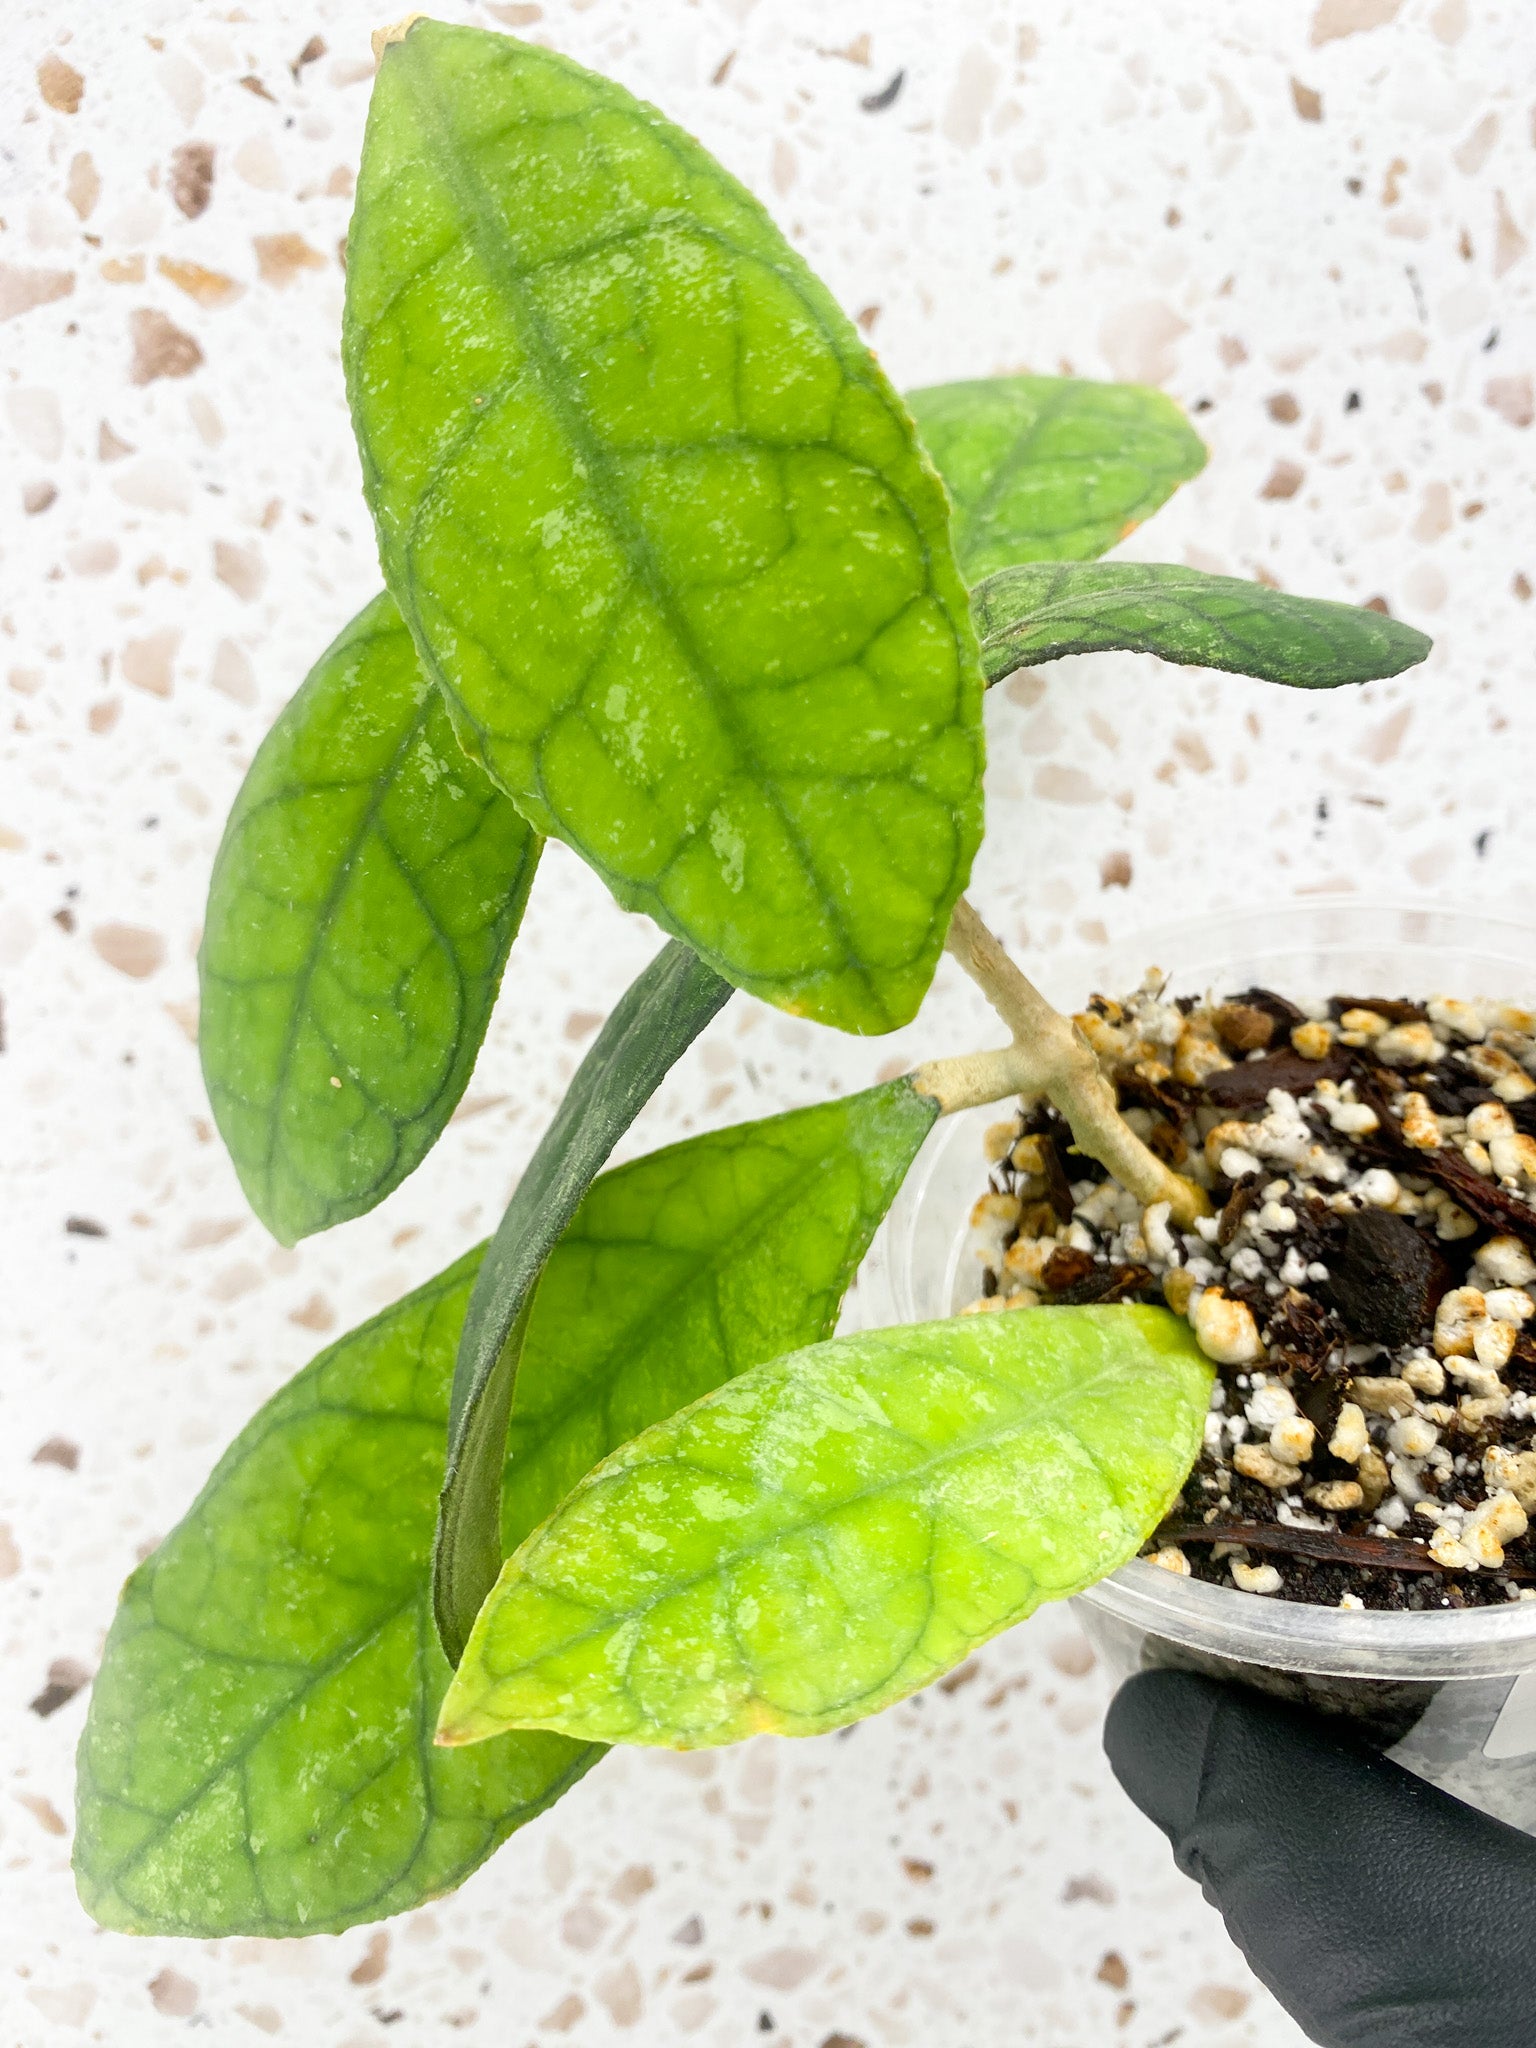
[[370, 12, 427, 62]]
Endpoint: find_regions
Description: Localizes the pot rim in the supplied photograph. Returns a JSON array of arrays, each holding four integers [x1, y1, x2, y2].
[[861, 898, 1536, 1678]]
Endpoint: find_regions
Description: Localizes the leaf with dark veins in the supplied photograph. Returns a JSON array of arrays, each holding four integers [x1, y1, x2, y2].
[[343, 21, 984, 1036], [75, 1083, 934, 1935], [74, 1251, 597, 1938], [971, 562, 1432, 689], [198, 591, 540, 1245], [439, 1305, 1212, 1751], [501, 1078, 939, 1548], [906, 375, 1207, 581]]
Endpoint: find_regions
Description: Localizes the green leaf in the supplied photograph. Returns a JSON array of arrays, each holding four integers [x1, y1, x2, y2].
[[438, 1305, 1213, 1751], [906, 375, 1207, 581], [74, 1251, 598, 1938], [436, 940, 731, 1664], [76, 1082, 934, 1936], [198, 591, 540, 1245], [343, 21, 984, 1036], [504, 1077, 939, 1547], [971, 562, 1433, 689]]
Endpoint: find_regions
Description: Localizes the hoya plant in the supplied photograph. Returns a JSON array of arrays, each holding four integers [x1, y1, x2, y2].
[[75, 20, 1431, 1938]]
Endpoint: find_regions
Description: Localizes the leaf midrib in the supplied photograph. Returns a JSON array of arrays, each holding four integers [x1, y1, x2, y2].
[[211, 658, 436, 1220], [393, 46, 935, 1021], [490, 1337, 1186, 1670]]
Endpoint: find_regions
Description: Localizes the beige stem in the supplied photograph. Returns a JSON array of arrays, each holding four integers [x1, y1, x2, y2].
[[914, 896, 1209, 1226]]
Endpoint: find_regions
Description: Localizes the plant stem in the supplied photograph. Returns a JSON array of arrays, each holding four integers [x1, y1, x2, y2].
[[913, 896, 1209, 1226]]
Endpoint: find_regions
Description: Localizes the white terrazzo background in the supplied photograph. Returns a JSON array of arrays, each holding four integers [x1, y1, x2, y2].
[[4, 0, 1535, 2041]]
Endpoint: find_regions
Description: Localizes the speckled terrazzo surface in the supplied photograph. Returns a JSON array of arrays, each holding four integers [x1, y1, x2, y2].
[[5, 0, 1534, 2041]]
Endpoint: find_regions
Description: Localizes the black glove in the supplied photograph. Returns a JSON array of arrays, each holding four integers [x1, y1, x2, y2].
[[1104, 1668, 1536, 2048]]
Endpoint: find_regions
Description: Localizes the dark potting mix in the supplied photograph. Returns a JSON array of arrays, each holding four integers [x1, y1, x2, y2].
[[964, 981, 1536, 1610]]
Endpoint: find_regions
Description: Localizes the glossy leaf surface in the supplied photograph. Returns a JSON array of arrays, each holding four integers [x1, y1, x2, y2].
[[199, 592, 540, 1245], [76, 1083, 933, 1934], [75, 1252, 597, 1938], [503, 1078, 938, 1548], [436, 940, 731, 1664], [344, 21, 984, 1035], [906, 375, 1207, 581], [972, 562, 1433, 689], [439, 1306, 1212, 1750]]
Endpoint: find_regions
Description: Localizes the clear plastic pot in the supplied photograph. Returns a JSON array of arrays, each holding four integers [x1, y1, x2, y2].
[[859, 903, 1536, 1831]]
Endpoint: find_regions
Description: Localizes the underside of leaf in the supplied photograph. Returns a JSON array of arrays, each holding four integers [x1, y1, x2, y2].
[[436, 939, 732, 1664], [344, 21, 984, 1035], [438, 1305, 1213, 1750], [199, 591, 540, 1244]]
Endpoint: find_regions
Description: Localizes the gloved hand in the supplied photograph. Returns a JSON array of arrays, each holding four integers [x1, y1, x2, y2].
[[1104, 1667, 1536, 2048]]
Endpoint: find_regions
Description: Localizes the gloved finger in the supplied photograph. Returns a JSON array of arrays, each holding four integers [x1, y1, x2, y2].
[[1105, 1667, 1536, 2048]]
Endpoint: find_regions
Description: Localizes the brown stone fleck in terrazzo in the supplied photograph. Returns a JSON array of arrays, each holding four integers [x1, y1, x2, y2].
[[288, 1293, 336, 1332], [350, 1932, 389, 1985], [91, 922, 165, 979], [1048, 1634, 1096, 1678], [179, 1216, 243, 1250], [937, 1655, 981, 1692], [28, 1657, 91, 1718], [1312, 0, 1405, 44], [22, 482, 58, 516], [1260, 458, 1305, 499], [169, 141, 215, 219], [561, 1898, 607, 1950], [37, 53, 84, 112], [1100, 849, 1133, 889], [595, 1961, 642, 2026], [33, 1438, 80, 1471], [66, 151, 100, 220], [148, 1970, 199, 2018], [158, 257, 244, 309], [122, 629, 180, 697], [540, 1993, 585, 2031], [209, 639, 258, 704], [214, 539, 267, 600], [609, 1863, 656, 1904], [1098, 1951, 1130, 1989], [745, 1946, 819, 1988], [1290, 80, 1322, 121], [1486, 374, 1534, 429], [1189, 1983, 1251, 2022], [255, 232, 327, 286], [1, 263, 75, 319], [15, 1792, 68, 1837], [129, 308, 203, 384]]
